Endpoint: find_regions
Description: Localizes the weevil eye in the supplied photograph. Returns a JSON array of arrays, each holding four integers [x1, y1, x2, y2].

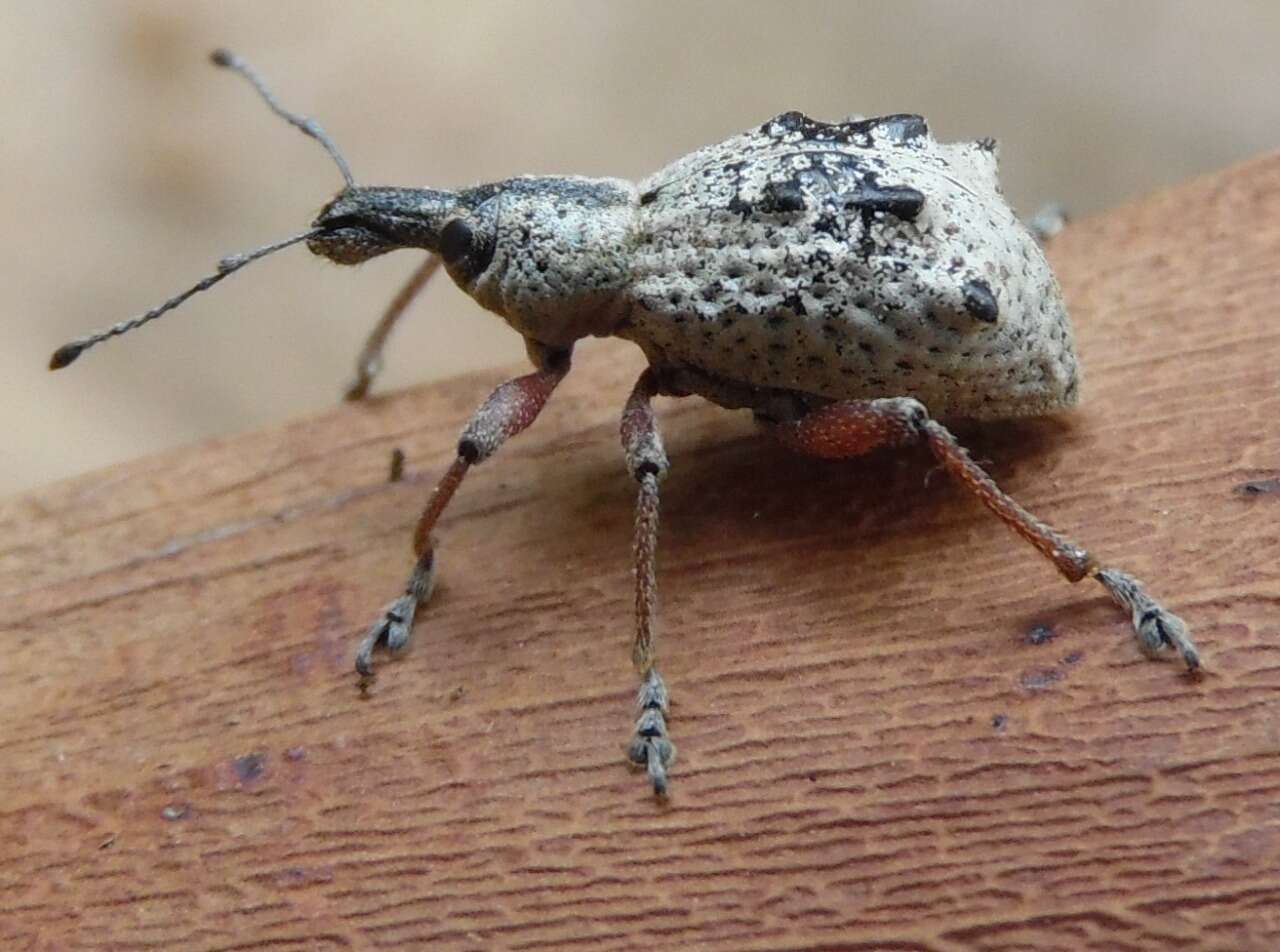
[[439, 218, 474, 263], [439, 216, 496, 284]]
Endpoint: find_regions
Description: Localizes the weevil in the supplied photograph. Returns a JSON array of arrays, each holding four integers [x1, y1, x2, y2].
[[53, 51, 1200, 798]]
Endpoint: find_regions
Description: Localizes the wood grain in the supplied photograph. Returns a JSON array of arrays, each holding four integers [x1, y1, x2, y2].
[[4, 154, 1280, 951]]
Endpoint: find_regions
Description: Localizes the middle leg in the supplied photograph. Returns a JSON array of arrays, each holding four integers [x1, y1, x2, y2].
[[620, 369, 676, 797]]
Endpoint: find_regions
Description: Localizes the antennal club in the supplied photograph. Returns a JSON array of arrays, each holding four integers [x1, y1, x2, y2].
[[210, 48, 355, 188], [49, 229, 321, 370]]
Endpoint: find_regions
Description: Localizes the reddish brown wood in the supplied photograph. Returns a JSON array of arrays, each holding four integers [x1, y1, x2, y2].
[[3, 155, 1280, 951]]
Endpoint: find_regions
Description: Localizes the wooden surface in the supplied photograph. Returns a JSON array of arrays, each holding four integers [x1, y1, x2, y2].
[[4, 155, 1280, 951]]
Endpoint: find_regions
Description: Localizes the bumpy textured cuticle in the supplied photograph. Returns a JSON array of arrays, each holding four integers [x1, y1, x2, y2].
[[620, 112, 1081, 420]]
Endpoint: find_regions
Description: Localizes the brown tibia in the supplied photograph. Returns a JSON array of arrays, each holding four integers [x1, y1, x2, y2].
[[768, 396, 1198, 669], [355, 350, 571, 677], [620, 370, 675, 796]]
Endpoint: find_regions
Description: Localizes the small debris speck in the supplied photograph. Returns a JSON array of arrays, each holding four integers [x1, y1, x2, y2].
[[389, 448, 406, 483], [1026, 624, 1056, 646], [1062, 650, 1084, 665], [991, 714, 1008, 731], [284, 746, 306, 762], [1021, 667, 1064, 691], [232, 752, 265, 782], [1235, 478, 1280, 497], [162, 803, 189, 821]]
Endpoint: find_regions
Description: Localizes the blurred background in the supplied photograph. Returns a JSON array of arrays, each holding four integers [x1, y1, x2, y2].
[[5, 1, 1279, 495]]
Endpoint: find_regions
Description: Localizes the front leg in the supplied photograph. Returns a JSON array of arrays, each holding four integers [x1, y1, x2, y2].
[[355, 340, 571, 675], [620, 369, 676, 797], [768, 397, 1199, 670]]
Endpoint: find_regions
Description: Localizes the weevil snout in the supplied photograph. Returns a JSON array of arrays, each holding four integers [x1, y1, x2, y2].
[[309, 187, 461, 266]]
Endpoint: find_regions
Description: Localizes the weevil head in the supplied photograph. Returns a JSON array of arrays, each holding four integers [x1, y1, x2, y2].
[[309, 186, 461, 265], [312, 177, 635, 347]]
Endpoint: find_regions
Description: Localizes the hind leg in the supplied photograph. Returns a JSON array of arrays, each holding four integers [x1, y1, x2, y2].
[[767, 397, 1199, 669]]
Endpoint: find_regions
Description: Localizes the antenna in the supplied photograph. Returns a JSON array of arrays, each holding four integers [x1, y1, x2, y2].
[[211, 48, 355, 188], [49, 229, 321, 369]]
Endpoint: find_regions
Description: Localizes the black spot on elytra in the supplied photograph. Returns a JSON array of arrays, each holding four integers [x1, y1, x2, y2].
[[726, 192, 754, 216], [962, 279, 1000, 323], [844, 182, 925, 221], [812, 213, 843, 238], [760, 180, 806, 213], [762, 111, 929, 147], [763, 111, 864, 145], [857, 113, 929, 143]]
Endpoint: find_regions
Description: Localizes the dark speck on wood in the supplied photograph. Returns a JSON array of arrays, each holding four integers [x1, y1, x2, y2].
[[233, 752, 265, 783], [1021, 667, 1064, 691], [1026, 623, 1056, 645], [1234, 477, 1280, 497]]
